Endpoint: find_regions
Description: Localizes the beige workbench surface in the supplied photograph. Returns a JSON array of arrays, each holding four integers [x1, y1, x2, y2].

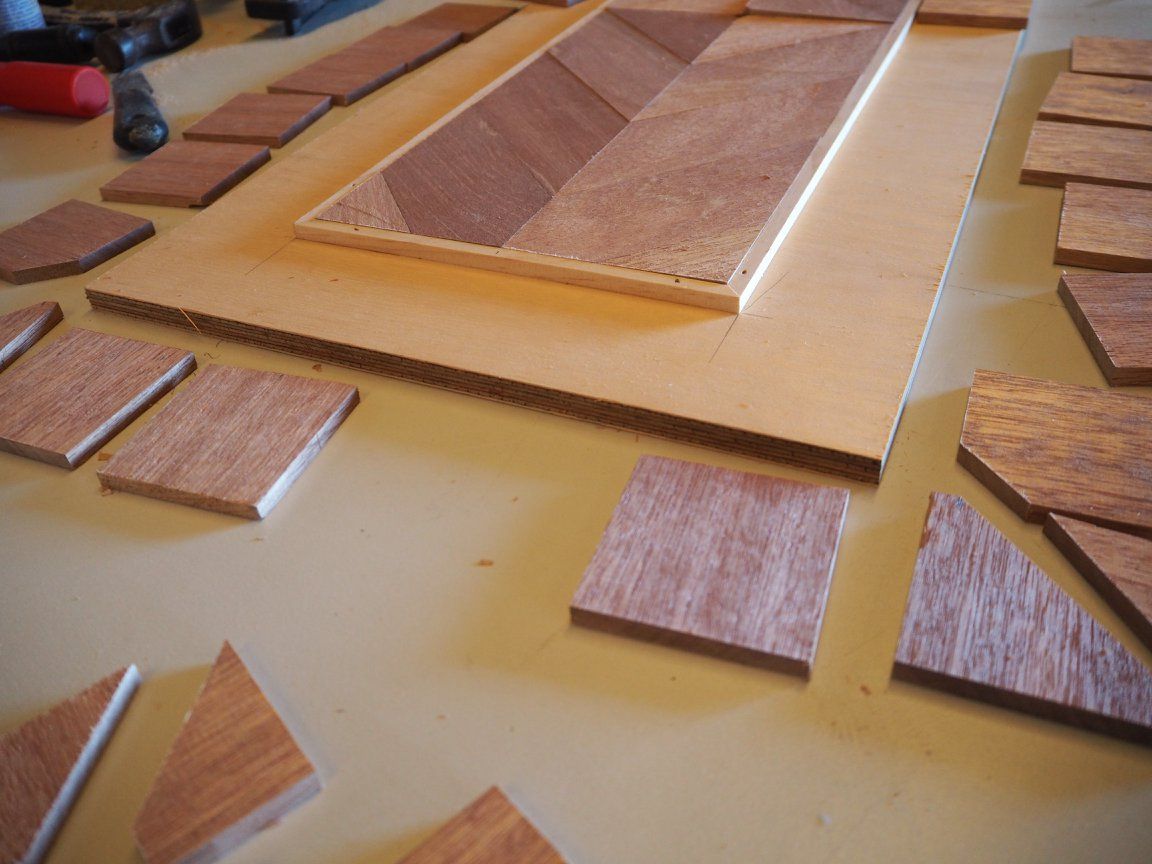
[[2, 0, 1150, 861]]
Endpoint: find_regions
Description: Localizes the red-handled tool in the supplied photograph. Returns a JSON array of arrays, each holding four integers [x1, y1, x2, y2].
[[0, 60, 109, 117]]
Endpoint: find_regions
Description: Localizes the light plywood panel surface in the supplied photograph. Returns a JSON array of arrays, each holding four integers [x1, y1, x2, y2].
[[0, 301, 62, 374], [1038, 71, 1152, 131], [1058, 272, 1152, 386], [1020, 120, 1152, 190], [1055, 182, 1152, 272], [1071, 35, 1152, 81]]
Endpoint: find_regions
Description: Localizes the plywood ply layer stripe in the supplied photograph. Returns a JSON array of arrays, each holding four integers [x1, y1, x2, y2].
[[1058, 272, 1152, 386], [1020, 121, 1152, 191], [1055, 183, 1152, 272]]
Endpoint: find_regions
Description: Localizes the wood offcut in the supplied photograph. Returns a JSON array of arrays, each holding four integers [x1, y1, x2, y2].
[[100, 141, 271, 207], [1038, 71, 1152, 131], [1020, 121, 1152, 190], [893, 494, 1152, 746], [0, 302, 63, 374], [1055, 182, 1152, 272], [1058, 272, 1152, 386], [571, 455, 850, 674], [406, 3, 518, 40], [183, 93, 332, 147], [133, 642, 320, 864], [915, 0, 1031, 29], [1071, 36, 1152, 82], [0, 666, 140, 864]]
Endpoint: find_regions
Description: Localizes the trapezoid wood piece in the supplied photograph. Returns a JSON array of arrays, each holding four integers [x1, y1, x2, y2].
[[0, 302, 63, 374], [893, 493, 1152, 747], [957, 369, 1152, 537], [1037, 71, 1152, 132], [0, 200, 154, 285], [100, 141, 271, 208], [98, 365, 359, 519], [915, 0, 1031, 29], [743, 0, 908, 23], [1071, 36, 1152, 82], [1055, 182, 1152, 272], [1057, 272, 1152, 386], [0, 666, 140, 864], [570, 455, 850, 675], [183, 93, 332, 148], [0, 328, 195, 469], [133, 642, 320, 864], [1020, 120, 1152, 191], [398, 787, 566, 863]]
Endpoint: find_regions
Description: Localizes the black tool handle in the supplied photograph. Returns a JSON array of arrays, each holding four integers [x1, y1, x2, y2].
[[0, 25, 98, 64], [95, 0, 202, 72], [112, 70, 168, 153]]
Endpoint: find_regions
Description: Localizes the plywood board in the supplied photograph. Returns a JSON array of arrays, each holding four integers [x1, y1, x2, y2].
[[0, 329, 195, 469], [397, 787, 566, 864], [0, 200, 154, 285], [1055, 182, 1152, 272], [0, 301, 63, 374], [1071, 36, 1152, 82], [134, 642, 320, 864], [100, 141, 271, 208], [0, 667, 140, 864], [957, 369, 1152, 536], [1037, 71, 1152, 131], [744, 0, 907, 23], [1057, 272, 1152, 386], [183, 93, 332, 147], [1020, 121, 1152, 190], [915, 0, 1031, 29], [86, 22, 1022, 484], [893, 493, 1152, 747], [571, 455, 849, 674], [98, 365, 359, 519]]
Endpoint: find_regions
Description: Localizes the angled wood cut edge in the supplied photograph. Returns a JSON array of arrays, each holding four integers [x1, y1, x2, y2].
[[0, 301, 64, 374], [1057, 272, 1152, 386]]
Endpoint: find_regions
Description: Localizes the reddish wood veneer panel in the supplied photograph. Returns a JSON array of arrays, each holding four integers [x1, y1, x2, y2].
[[1055, 183, 1152, 272], [405, 3, 518, 41], [1020, 121, 1152, 191], [1071, 36, 1152, 82], [183, 93, 332, 147], [100, 141, 270, 207], [744, 0, 907, 23], [0, 301, 63, 374], [915, 0, 1031, 29], [609, 8, 736, 62], [1038, 71, 1152, 132], [1058, 272, 1152, 386]]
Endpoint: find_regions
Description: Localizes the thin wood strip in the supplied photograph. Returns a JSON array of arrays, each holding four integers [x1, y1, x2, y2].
[[100, 141, 271, 208], [1037, 71, 1152, 131], [1071, 36, 1152, 82], [1055, 182, 1152, 273], [183, 93, 332, 147], [915, 0, 1031, 29], [1020, 121, 1152, 190], [1057, 272, 1152, 386], [0, 301, 63, 374]]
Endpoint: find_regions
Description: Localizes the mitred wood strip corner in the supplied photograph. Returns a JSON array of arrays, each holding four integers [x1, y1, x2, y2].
[[1045, 513, 1152, 654], [0, 666, 140, 864], [1071, 36, 1152, 82], [609, 8, 735, 62], [893, 493, 1152, 746], [1037, 71, 1152, 132], [743, 0, 907, 23], [0, 301, 63, 374], [183, 93, 332, 148], [398, 787, 566, 863], [915, 0, 1031, 28], [957, 369, 1152, 537], [98, 364, 357, 519], [1020, 121, 1152, 190], [0, 328, 195, 469], [0, 200, 154, 285], [1058, 272, 1152, 386], [100, 141, 271, 208], [571, 455, 849, 675], [133, 642, 320, 864], [405, 3, 519, 41], [1055, 183, 1152, 272]]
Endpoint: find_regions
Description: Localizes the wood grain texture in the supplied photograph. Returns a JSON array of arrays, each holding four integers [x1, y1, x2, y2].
[[183, 93, 332, 147], [743, 0, 907, 23], [1037, 71, 1152, 131], [1057, 272, 1152, 386], [958, 369, 1152, 536], [915, 0, 1031, 29], [1072, 36, 1152, 82], [100, 141, 271, 208], [405, 3, 518, 41], [0, 667, 140, 864], [397, 787, 566, 864], [1055, 182, 1152, 272], [571, 455, 849, 674], [1045, 514, 1152, 654], [98, 365, 358, 519], [133, 642, 320, 864], [893, 493, 1152, 747], [316, 173, 410, 232], [0, 328, 195, 469], [1020, 121, 1152, 190], [0, 200, 154, 285], [608, 7, 735, 62], [0, 302, 63, 374]]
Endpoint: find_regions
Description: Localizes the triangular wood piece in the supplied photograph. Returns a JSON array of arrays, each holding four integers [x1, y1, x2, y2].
[[133, 642, 320, 864], [0, 666, 140, 864], [609, 8, 735, 62], [1045, 514, 1152, 653], [1058, 272, 1152, 386], [893, 493, 1152, 746], [398, 787, 566, 863], [0, 302, 62, 374]]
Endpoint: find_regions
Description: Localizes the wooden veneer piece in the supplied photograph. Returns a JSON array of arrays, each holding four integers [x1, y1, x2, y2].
[[958, 369, 1152, 537], [183, 93, 332, 147], [0, 200, 154, 285], [1057, 272, 1152, 386], [405, 3, 518, 41], [0, 666, 140, 864], [98, 364, 358, 519], [0, 328, 195, 469], [1037, 71, 1152, 132], [100, 141, 271, 208], [609, 7, 733, 62], [1055, 182, 1152, 272], [893, 493, 1152, 746], [743, 0, 908, 23], [1020, 120, 1152, 191], [1071, 36, 1152, 82], [1045, 514, 1152, 654], [571, 455, 849, 675], [0, 301, 63, 374], [915, 0, 1032, 29], [398, 787, 566, 864], [133, 642, 320, 864]]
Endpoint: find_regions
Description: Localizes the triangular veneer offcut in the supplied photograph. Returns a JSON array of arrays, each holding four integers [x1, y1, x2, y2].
[[893, 493, 1152, 746], [0, 666, 140, 864], [0, 301, 62, 374], [133, 642, 320, 864]]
